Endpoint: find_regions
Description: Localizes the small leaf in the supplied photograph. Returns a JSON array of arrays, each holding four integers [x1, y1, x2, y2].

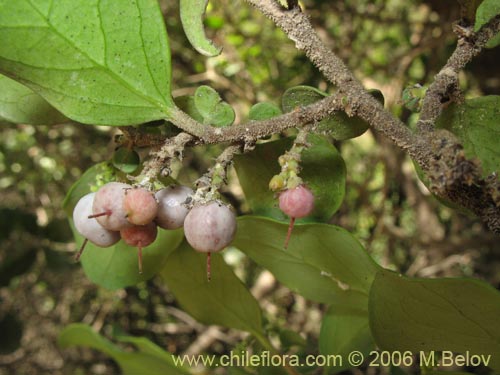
[[160, 241, 264, 337], [233, 216, 379, 304], [436, 95, 500, 177], [282, 86, 383, 140], [63, 163, 184, 289], [59, 324, 190, 375], [175, 95, 204, 123], [248, 102, 282, 121], [475, 0, 500, 47], [320, 300, 375, 373], [194, 85, 235, 127], [233, 134, 346, 222], [0, 0, 174, 125], [0, 74, 67, 124], [112, 147, 140, 174], [180, 0, 222, 57], [369, 269, 500, 371]]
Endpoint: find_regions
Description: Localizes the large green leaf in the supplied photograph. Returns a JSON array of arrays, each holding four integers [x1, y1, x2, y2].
[[160, 241, 264, 337], [282, 86, 383, 140], [180, 0, 222, 57], [475, 0, 500, 47], [59, 324, 190, 375], [0, 73, 67, 124], [0, 0, 174, 125], [233, 216, 379, 304], [319, 300, 374, 373], [63, 163, 184, 290], [233, 134, 346, 223], [436, 96, 500, 178], [369, 270, 500, 371]]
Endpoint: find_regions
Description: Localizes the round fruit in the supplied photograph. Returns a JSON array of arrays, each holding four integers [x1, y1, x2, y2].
[[183, 202, 237, 253], [278, 185, 314, 218], [120, 222, 158, 274], [72, 192, 120, 260], [155, 185, 193, 230], [123, 187, 158, 225], [91, 182, 132, 231]]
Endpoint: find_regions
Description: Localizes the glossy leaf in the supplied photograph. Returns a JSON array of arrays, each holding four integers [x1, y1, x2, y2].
[[248, 102, 282, 121], [194, 85, 235, 127], [436, 96, 500, 177], [233, 134, 346, 222], [63, 163, 184, 289], [369, 270, 500, 371], [475, 0, 500, 47], [282, 86, 384, 140], [160, 241, 265, 337], [59, 324, 189, 375], [0, 74, 67, 124], [233, 216, 379, 304], [320, 301, 374, 373], [112, 147, 140, 174], [0, 0, 174, 125], [180, 0, 222, 57]]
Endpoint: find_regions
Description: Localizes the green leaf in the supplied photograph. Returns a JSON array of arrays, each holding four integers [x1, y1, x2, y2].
[[194, 85, 235, 127], [112, 147, 140, 174], [475, 0, 500, 47], [248, 102, 282, 121], [0, 0, 174, 125], [369, 269, 500, 371], [180, 0, 222, 57], [436, 95, 500, 177], [160, 241, 264, 337], [233, 216, 379, 304], [63, 163, 184, 289], [0, 73, 67, 124], [319, 296, 374, 373], [175, 95, 204, 123], [233, 134, 346, 223], [59, 324, 190, 375], [282, 86, 383, 140]]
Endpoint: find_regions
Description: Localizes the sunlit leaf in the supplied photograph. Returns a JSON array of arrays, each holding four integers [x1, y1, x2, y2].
[[0, 0, 174, 125]]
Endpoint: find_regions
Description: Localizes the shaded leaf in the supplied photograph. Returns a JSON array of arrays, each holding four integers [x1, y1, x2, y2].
[[160, 241, 264, 337], [369, 269, 500, 371], [475, 0, 500, 47], [0, 73, 67, 124], [112, 147, 140, 174], [0, 313, 23, 354], [180, 0, 222, 57], [233, 216, 379, 304], [0, 0, 174, 125], [59, 324, 189, 375], [233, 134, 346, 222], [282, 86, 383, 140], [194, 85, 235, 127], [248, 102, 282, 121], [436, 95, 500, 177], [175, 95, 204, 123]]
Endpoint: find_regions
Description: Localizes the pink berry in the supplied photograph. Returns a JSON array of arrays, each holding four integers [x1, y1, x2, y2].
[[278, 185, 314, 249], [184, 202, 237, 281], [123, 187, 158, 225], [155, 185, 193, 229], [72, 193, 120, 260], [91, 182, 133, 231], [120, 222, 158, 274], [278, 185, 315, 218]]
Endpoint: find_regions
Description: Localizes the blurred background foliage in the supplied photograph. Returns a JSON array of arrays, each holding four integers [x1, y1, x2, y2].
[[1, 0, 499, 374]]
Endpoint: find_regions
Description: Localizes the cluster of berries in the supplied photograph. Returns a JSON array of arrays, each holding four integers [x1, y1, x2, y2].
[[73, 182, 236, 278]]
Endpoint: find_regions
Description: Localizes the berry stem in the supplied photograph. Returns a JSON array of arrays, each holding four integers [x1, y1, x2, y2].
[[206, 252, 212, 282], [138, 245, 143, 274], [284, 217, 296, 249], [87, 211, 110, 219], [75, 238, 88, 261]]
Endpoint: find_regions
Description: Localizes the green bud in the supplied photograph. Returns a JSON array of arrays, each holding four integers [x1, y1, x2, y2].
[[269, 174, 285, 191]]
